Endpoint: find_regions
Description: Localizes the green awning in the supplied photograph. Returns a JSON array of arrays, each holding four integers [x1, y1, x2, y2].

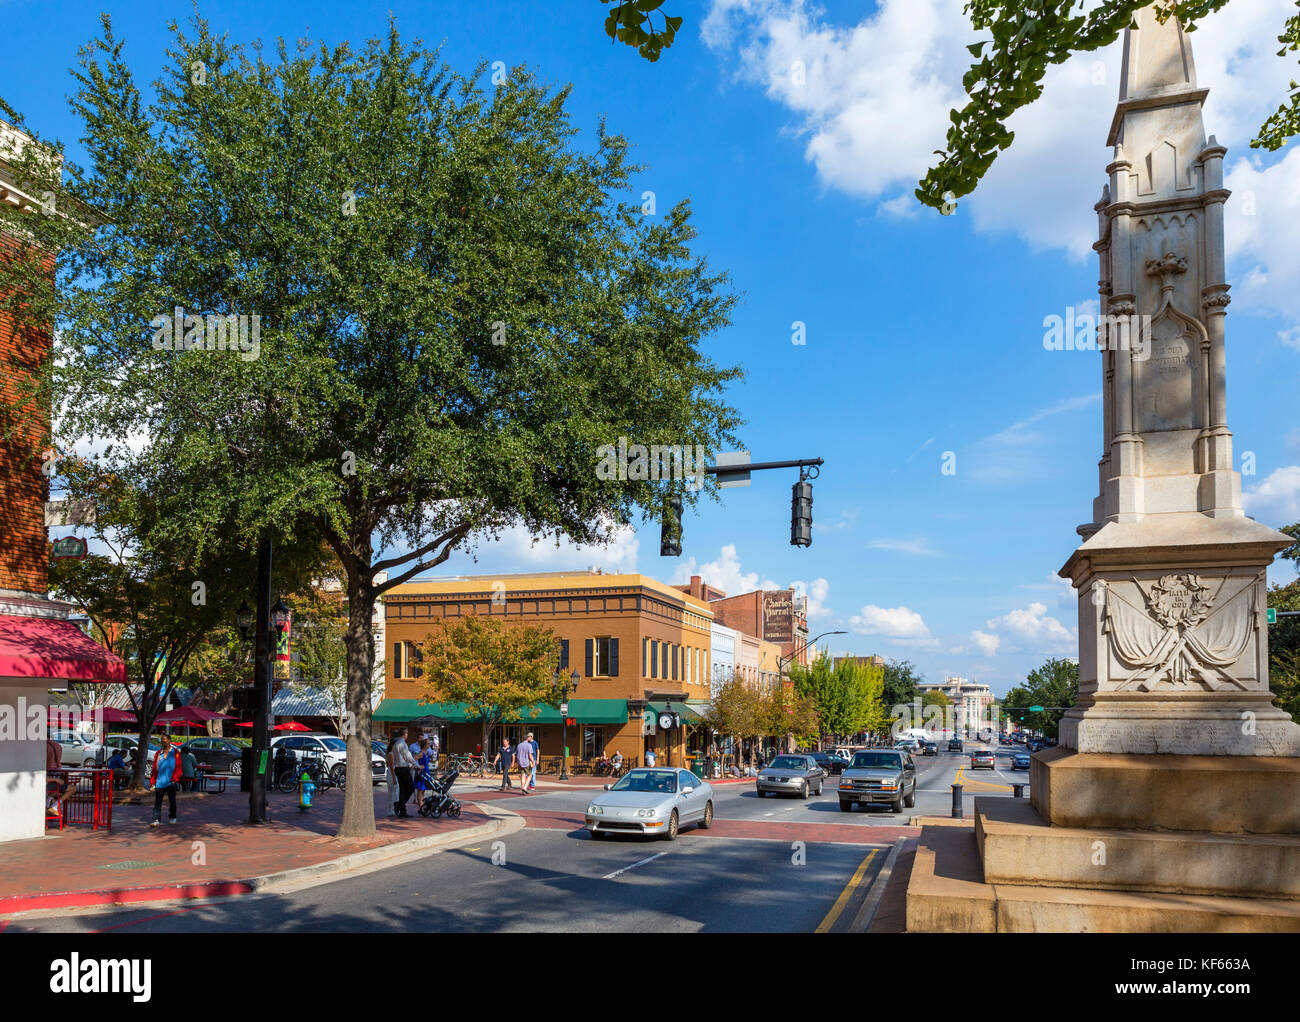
[[647, 700, 706, 723], [373, 698, 627, 725]]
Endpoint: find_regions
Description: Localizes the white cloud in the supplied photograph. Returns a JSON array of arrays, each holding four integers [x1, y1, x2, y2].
[[703, 0, 1300, 321], [869, 536, 940, 556], [985, 601, 1075, 649], [1244, 465, 1300, 527], [671, 543, 781, 596], [971, 630, 1001, 656], [492, 520, 639, 572], [849, 603, 931, 640], [792, 576, 832, 619]]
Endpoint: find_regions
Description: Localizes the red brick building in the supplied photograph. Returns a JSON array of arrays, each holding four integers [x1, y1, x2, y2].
[[673, 575, 811, 667]]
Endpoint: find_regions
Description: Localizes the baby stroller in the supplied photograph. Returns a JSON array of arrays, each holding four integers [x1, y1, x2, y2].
[[416, 767, 462, 819]]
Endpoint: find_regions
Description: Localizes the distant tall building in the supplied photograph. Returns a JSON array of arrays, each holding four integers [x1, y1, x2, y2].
[[918, 676, 994, 732]]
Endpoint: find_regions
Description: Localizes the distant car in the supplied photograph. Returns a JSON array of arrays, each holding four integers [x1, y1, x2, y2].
[[838, 750, 916, 813], [894, 738, 920, 752], [947, 739, 963, 753], [182, 737, 245, 775], [758, 755, 825, 799], [919, 740, 937, 756], [585, 768, 714, 839], [1011, 752, 1031, 770], [103, 734, 161, 766], [999, 735, 1013, 746], [807, 751, 843, 775], [969, 750, 996, 770], [825, 752, 851, 774]]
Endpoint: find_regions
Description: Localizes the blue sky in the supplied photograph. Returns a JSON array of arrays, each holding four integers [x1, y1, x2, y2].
[[8, 0, 1300, 695]]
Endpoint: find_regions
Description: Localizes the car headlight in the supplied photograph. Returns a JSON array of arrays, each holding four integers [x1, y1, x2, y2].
[[587, 805, 603, 815], [639, 807, 657, 818]]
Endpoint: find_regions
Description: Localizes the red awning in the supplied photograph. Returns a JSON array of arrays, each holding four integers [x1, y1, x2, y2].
[[0, 615, 127, 685]]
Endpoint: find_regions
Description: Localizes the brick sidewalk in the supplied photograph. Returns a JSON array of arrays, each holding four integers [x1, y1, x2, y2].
[[0, 786, 491, 916]]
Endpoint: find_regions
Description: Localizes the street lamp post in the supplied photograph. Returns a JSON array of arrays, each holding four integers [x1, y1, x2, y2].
[[556, 668, 579, 780], [777, 630, 847, 671]]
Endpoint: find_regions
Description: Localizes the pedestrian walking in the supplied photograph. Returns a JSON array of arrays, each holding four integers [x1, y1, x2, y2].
[[149, 736, 182, 826], [515, 735, 535, 795], [493, 736, 514, 790], [524, 731, 539, 790], [388, 726, 416, 817], [644, 747, 657, 768]]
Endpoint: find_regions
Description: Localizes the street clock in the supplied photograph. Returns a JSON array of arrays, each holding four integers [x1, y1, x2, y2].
[[657, 711, 679, 731]]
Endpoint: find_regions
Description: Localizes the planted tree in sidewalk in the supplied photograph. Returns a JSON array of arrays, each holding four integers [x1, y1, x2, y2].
[[704, 675, 764, 769], [0, 15, 741, 838], [419, 614, 565, 754], [760, 682, 819, 753]]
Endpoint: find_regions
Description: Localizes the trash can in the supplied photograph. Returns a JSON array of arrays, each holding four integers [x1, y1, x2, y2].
[[689, 758, 706, 780]]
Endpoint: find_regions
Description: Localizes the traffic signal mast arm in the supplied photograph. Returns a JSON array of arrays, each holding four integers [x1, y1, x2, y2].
[[661, 456, 824, 555]]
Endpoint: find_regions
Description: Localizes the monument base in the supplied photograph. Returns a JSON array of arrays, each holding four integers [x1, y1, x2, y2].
[[1030, 746, 1300, 833], [906, 791, 1300, 932], [906, 821, 1300, 932]]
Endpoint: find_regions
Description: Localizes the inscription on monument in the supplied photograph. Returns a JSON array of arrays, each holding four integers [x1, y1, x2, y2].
[[1137, 317, 1196, 431]]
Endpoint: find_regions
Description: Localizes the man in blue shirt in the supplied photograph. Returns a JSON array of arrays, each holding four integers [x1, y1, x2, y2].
[[150, 735, 182, 826]]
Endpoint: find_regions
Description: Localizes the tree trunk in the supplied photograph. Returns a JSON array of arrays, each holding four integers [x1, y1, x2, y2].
[[337, 564, 377, 839]]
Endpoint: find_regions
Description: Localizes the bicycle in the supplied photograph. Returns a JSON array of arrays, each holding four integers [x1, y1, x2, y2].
[[275, 753, 344, 794], [448, 753, 485, 777]]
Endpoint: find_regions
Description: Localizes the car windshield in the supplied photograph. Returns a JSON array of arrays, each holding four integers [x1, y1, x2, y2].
[[320, 737, 346, 752], [610, 769, 678, 794], [851, 753, 903, 770], [768, 756, 807, 770]]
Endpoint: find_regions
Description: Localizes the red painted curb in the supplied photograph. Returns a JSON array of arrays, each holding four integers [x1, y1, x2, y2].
[[0, 879, 256, 916]]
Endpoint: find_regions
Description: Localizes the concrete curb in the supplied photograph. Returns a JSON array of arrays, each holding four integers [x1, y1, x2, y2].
[[851, 836, 906, 932], [0, 804, 524, 918]]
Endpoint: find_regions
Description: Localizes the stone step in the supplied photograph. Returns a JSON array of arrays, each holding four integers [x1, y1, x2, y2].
[[906, 824, 1300, 933], [975, 797, 1300, 900], [1031, 747, 1300, 834]]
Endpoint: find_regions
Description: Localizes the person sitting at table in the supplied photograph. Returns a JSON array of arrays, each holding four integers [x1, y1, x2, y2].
[[597, 749, 611, 775], [45, 739, 76, 815], [106, 749, 129, 789], [179, 745, 200, 791]]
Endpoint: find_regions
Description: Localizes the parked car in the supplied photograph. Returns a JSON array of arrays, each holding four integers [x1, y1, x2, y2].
[[182, 737, 246, 774], [893, 738, 920, 752], [585, 767, 713, 839], [270, 732, 387, 785], [825, 751, 851, 773], [969, 750, 996, 770], [49, 729, 104, 767], [838, 750, 916, 813], [947, 738, 964, 753], [103, 734, 161, 766], [1011, 752, 1031, 770], [919, 740, 937, 756], [757, 754, 825, 799]]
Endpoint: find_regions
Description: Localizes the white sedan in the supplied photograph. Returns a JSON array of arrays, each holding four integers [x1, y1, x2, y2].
[[585, 767, 714, 840]]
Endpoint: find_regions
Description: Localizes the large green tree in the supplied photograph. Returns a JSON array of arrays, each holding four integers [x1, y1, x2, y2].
[[603, 2, 1300, 209], [881, 658, 923, 714], [0, 16, 741, 837]]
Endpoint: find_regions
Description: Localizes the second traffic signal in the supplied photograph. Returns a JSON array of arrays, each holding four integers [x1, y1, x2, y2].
[[791, 479, 813, 547]]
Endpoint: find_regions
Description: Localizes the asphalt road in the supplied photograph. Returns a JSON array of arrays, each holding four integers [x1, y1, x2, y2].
[[11, 744, 1032, 933]]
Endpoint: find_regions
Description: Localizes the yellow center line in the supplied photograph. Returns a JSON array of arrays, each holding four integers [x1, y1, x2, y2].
[[815, 849, 879, 933], [957, 763, 1011, 792]]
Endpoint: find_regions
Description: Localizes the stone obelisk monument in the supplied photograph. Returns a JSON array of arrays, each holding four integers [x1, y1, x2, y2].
[[907, 7, 1300, 930], [1056, 5, 1300, 761]]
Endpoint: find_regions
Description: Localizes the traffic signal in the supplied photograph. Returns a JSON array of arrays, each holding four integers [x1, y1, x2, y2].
[[660, 494, 683, 557], [790, 479, 813, 547]]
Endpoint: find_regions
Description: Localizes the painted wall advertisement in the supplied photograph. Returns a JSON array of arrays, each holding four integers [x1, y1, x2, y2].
[[762, 590, 794, 644]]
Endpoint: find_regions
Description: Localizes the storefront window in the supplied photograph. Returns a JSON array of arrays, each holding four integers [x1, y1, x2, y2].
[[583, 726, 604, 760]]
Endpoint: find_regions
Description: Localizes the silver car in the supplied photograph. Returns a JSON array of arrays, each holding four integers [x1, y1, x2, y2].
[[756, 754, 825, 799], [585, 768, 714, 840]]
